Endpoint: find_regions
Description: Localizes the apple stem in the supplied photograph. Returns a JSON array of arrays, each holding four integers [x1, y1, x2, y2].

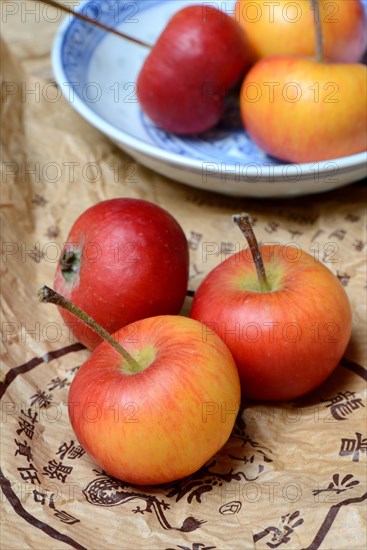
[[36, 0, 152, 49], [38, 285, 141, 370], [232, 214, 271, 292], [310, 0, 324, 62]]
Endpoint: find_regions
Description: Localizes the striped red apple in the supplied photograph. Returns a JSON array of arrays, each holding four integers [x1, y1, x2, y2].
[[190, 214, 352, 401]]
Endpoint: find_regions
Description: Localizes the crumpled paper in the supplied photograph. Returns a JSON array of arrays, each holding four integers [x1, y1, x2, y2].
[[1, 4, 366, 549]]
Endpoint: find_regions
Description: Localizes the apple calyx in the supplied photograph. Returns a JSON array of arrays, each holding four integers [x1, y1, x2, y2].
[[38, 0, 151, 49], [310, 0, 324, 62], [38, 285, 141, 371], [232, 213, 271, 293], [60, 249, 81, 283]]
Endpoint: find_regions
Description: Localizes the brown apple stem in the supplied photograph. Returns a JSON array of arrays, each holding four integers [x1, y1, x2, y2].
[[38, 285, 141, 370], [310, 0, 324, 62], [232, 214, 271, 292], [36, 0, 151, 49]]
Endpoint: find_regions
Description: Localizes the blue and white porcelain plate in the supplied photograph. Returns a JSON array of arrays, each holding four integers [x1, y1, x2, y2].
[[52, 0, 367, 197]]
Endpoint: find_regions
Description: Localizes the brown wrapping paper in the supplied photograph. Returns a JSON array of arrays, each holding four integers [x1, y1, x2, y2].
[[1, 3, 366, 549]]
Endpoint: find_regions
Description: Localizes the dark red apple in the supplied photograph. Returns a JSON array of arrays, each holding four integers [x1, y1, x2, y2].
[[54, 199, 189, 349], [137, 5, 252, 134], [190, 214, 352, 401]]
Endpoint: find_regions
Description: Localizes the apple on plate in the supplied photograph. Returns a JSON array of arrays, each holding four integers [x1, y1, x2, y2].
[[137, 5, 252, 134], [54, 198, 189, 349], [239, 0, 367, 162], [39, 286, 241, 485], [240, 56, 367, 163], [190, 214, 352, 401], [235, 0, 367, 63]]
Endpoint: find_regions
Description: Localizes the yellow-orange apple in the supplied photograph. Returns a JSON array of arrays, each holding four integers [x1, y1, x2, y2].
[[240, 56, 367, 162], [67, 315, 241, 484], [39, 286, 241, 485], [235, 0, 367, 62]]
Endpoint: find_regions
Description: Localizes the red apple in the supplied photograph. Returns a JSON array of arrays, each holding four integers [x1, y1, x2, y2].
[[235, 0, 367, 63], [54, 199, 189, 349], [137, 5, 252, 134], [190, 215, 352, 401], [66, 314, 240, 484]]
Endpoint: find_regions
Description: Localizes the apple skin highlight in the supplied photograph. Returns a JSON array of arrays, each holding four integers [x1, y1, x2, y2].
[[190, 245, 352, 401]]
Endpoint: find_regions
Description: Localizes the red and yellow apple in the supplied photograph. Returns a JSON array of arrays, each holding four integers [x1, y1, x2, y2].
[[190, 215, 352, 401], [67, 315, 241, 484], [240, 57, 367, 162], [235, 0, 367, 63]]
